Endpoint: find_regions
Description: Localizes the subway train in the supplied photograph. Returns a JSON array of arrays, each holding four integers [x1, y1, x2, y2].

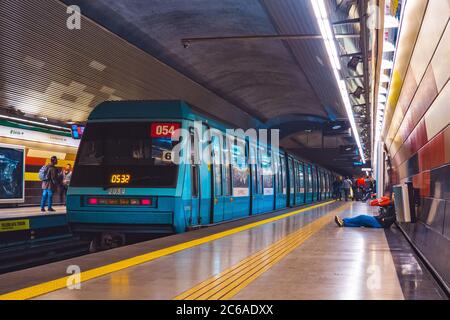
[[67, 100, 336, 248]]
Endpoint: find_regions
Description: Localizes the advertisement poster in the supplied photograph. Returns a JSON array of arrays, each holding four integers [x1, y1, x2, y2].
[[0, 143, 25, 203]]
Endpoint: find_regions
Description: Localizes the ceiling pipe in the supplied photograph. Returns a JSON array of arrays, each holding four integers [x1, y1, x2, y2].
[[181, 33, 359, 47]]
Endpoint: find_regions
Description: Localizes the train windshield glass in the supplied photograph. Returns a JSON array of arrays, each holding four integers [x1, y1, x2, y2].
[[71, 122, 179, 188]]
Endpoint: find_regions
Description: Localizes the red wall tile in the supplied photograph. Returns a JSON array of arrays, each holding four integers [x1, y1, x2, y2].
[[419, 132, 445, 171]]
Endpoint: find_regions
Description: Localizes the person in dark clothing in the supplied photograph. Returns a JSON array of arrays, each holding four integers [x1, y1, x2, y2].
[[334, 203, 396, 228], [332, 177, 342, 200], [40, 156, 59, 212]]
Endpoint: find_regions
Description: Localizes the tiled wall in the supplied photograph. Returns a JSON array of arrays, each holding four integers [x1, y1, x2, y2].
[[382, 0, 450, 288]]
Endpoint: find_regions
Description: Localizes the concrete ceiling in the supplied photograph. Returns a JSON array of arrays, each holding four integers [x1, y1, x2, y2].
[[59, 0, 365, 173], [63, 0, 346, 124], [0, 0, 367, 174]]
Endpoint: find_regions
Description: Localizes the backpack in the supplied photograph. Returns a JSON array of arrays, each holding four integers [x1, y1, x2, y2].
[[377, 205, 396, 228], [38, 165, 50, 181]]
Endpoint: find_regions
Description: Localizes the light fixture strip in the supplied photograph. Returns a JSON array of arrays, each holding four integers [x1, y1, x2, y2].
[[0, 114, 71, 131], [311, 0, 365, 163]]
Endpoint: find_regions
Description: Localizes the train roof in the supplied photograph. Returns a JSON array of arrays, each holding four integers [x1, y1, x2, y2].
[[88, 100, 194, 120], [89, 100, 241, 133]]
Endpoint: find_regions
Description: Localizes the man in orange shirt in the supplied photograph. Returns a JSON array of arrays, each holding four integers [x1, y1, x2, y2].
[[356, 175, 366, 200]]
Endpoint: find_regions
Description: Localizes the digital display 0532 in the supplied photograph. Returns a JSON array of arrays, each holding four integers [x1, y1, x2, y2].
[[110, 174, 131, 184]]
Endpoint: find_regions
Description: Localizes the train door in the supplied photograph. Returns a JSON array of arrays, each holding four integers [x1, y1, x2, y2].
[[189, 128, 201, 226], [288, 157, 295, 207], [222, 135, 233, 221], [211, 133, 224, 223]]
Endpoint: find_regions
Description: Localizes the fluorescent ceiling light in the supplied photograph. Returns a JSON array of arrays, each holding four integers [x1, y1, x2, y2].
[[380, 74, 390, 82], [0, 114, 70, 131], [311, 0, 365, 163], [378, 95, 387, 103], [384, 15, 399, 29], [379, 86, 387, 94], [383, 41, 395, 52], [381, 59, 393, 70]]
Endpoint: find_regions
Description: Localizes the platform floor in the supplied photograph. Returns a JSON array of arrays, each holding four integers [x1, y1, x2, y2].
[[0, 205, 65, 219], [0, 201, 445, 300]]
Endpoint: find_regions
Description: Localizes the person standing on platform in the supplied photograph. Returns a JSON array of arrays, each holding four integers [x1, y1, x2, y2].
[[333, 177, 343, 200], [342, 176, 352, 201], [356, 175, 366, 200], [40, 156, 59, 212], [59, 163, 72, 205]]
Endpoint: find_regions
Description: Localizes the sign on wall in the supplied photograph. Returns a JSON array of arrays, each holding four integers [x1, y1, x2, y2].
[[0, 125, 79, 148], [0, 143, 25, 204]]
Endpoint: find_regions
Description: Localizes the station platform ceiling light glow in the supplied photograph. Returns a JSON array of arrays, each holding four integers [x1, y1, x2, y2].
[[311, 0, 365, 164]]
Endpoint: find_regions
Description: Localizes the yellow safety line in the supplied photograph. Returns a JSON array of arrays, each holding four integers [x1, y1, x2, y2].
[[174, 203, 349, 300], [0, 200, 336, 300]]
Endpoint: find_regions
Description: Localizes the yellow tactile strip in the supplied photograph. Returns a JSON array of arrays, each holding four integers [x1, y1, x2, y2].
[[175, 203, 349, 300], [0, 200, 337, 300]]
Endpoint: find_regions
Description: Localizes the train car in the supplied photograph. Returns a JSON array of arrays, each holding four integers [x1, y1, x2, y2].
[[67, 100, 335, 248]]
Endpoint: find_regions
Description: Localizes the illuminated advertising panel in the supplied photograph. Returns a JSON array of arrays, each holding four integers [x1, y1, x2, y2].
[[0, 143, 25, 204]]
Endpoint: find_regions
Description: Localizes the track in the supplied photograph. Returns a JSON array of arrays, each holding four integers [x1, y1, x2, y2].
[[0, 236, 90, 274]]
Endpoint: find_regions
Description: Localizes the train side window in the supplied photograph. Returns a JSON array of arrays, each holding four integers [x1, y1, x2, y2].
[[273, 153, 281, 194], [191, 165, 199, 197], [260, 147, 272, 194], [280, 156, 286, 194], [250, 144, 258, 194], [223, 135, 232, 196], [231, 137, 249, 196], [258, 147, 264, 194], [189, 128, 199, 165], [307, 165, 313, 193], [189, 129, 199, 197], [293, 160, 299, 193], [211, 135, 222, 196], [299, 163, 305, 193], [289, 159, 294, 194]]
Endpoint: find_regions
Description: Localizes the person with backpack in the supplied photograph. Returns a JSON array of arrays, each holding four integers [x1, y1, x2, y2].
[[39, 156, 59, 212]]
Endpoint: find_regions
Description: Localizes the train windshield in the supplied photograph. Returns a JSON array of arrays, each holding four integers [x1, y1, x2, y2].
[[71, 122, 180, 188]]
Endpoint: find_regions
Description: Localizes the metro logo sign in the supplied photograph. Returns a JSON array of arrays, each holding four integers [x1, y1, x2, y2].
[[150, 122, 181, 138]]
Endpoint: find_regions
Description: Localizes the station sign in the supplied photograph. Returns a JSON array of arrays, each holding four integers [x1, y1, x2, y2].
[[0, 125, 79, 147]]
